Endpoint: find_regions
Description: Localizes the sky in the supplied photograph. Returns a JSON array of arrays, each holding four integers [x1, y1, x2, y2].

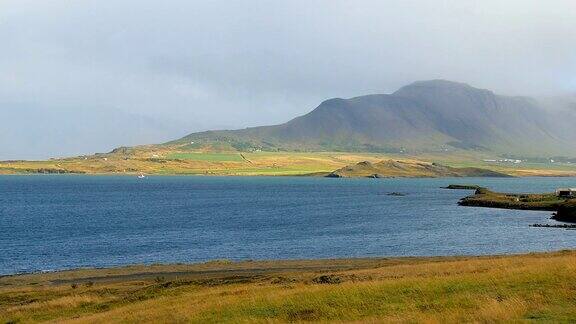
[[1, 0, 575, 159]]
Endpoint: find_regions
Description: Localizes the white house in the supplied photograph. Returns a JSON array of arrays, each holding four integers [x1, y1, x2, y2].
[[555, 188, 576, 198]]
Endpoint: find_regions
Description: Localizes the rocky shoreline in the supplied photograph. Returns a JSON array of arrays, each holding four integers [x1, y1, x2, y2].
[[454, 185, 576, 223]]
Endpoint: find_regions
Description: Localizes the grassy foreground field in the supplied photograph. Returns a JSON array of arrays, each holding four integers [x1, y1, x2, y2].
[[2, 251, 576, 323]]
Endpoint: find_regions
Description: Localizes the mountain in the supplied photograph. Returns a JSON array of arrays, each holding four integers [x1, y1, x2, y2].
[[171, 80, 576, 157]]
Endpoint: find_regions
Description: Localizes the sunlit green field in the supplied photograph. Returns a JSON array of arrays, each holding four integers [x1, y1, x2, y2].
[[167, 152, 245, 162], [2, 251, 576, 323]]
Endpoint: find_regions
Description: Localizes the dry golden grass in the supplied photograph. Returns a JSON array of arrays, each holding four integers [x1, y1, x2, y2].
[[8, 294, 107, 312], [2, 251, 576, 323]]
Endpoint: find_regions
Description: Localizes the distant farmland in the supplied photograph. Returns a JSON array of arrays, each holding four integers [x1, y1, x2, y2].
[[167, 152, 245, 162]]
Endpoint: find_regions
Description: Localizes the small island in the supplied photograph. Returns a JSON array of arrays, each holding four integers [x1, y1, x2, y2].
[[326, 160, 512, 178]]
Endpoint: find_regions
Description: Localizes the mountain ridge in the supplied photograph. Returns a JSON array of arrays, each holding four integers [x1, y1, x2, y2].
[[172, 80, 576, 157]]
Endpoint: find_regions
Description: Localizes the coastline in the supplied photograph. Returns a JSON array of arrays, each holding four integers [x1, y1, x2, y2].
[[0, 248, 569, 278], [1, 171, 575, 178], [2, 150, 576, 178]]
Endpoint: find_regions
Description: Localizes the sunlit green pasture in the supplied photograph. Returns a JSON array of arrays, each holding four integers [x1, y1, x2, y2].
[[166, 152, 245, 162]]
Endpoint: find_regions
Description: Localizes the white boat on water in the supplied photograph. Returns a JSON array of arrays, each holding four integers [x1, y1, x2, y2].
[[138, 173, 146, 179]]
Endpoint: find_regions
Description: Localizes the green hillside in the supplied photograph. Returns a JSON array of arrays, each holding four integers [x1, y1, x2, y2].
[[172, 80, 576, 157]]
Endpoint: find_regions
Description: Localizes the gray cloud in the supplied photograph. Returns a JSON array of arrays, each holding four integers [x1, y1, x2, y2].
[[1, 0, 575, 159]]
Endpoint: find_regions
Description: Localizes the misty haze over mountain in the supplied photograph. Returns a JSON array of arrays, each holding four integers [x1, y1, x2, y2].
[[1, 1, 576, 159]]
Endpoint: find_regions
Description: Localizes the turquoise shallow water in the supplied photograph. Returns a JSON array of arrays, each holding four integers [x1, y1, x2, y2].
[[1, 175, 575, 275]]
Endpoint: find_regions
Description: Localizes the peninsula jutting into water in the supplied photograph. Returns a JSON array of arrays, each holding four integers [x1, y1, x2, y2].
[[456, 186, 576, 222]]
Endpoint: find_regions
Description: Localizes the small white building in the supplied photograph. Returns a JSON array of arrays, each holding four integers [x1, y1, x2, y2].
[[555, 188, 576, 198]]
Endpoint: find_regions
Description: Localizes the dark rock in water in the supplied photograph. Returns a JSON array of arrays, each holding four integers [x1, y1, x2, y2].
[[551, 200, 576, 223], [387, 192, 407, 196], [443, 184, 482, 190], [530, 223, 576, 228], [325, 173, 344, 178]]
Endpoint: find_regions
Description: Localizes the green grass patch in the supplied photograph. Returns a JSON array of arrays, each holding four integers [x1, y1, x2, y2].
[[167, 153, 244, 162]]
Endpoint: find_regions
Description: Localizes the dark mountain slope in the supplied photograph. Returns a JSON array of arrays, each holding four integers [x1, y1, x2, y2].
[[173, 80, 576, 156]]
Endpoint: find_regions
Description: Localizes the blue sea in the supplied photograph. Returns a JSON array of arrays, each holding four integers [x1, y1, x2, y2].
[[1, 175, 575, 275]]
